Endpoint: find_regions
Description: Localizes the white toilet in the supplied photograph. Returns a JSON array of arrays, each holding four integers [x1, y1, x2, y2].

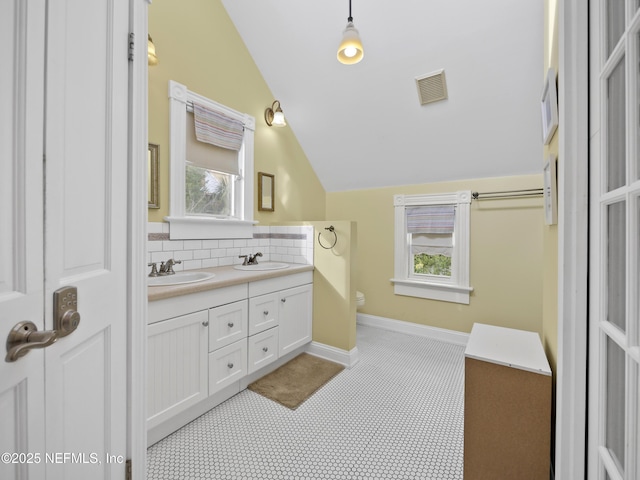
[[356, 290, 365, 310]]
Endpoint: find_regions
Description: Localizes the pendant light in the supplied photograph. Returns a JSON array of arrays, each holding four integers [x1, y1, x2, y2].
[[337, 0, 364, 65]]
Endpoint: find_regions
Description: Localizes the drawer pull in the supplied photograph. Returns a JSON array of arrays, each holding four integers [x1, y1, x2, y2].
[[227, 362, 234, 369], [202, 320, 209, 327], [263, 310, 269, 315], [227, 322, 234, 328], [281, 298, 286, 303], [262, 347, 269, 352]]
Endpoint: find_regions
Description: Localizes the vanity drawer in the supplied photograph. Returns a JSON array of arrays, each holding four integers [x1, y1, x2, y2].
[[248, 293, 278, 335], [209, 300, 248, 351], [209, 339, 247, 395], [247, 327, 279, 374]]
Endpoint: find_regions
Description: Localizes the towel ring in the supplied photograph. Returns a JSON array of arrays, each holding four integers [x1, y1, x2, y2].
[[318, 226, 337, 249]]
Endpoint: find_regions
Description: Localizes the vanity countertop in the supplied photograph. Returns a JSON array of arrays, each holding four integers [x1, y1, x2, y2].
[[148, 263, 314, 302]]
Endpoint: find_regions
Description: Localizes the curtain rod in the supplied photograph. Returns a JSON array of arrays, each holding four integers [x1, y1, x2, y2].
[[471, 188, 544, 200]]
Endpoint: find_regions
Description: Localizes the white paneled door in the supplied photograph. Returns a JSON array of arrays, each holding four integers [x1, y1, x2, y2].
[[0, 1, 129, 479], [589, 2, 640, 479]]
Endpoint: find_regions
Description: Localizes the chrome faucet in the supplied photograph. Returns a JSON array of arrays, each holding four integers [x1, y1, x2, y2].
[[238, 252, 262, 266], [160, 259, 182, 275], [148, 259, 182, 276], [248, 252, 262, 265]]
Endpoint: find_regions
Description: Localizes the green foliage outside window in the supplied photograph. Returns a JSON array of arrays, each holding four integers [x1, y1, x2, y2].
[[413, 253, 451, 277], [185, 165, 232, 216]]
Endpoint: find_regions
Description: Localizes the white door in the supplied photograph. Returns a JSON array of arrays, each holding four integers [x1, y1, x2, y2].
[[0, 1, 130, 479], [588, 2, 640, 479]]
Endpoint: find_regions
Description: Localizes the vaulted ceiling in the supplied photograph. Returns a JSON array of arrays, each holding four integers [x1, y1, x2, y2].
[[221, 0, 544, 192]]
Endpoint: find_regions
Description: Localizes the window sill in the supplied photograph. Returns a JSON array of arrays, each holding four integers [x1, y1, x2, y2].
[[390, 278, 473, 304], [165, 216, 258, 240]]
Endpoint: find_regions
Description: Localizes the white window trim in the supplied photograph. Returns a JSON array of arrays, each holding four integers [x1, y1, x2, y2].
[[391, 191, 473, 304], [166, 80, 256, 239]]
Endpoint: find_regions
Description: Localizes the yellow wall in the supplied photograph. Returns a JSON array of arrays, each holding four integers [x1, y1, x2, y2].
[[148, 0, 556, 357], [542, 0, 559, 374], [327, 174, 545, 335], [148, 0, 326, 224], [282, 221, 357, 352]]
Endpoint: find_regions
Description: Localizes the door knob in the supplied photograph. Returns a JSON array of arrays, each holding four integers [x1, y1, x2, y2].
[[6, 321, 58, 362], [5, 286, 81, 363], [53, 286, 80, 337]]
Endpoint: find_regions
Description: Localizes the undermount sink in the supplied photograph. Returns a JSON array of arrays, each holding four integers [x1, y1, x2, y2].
[[233, 262, 290, 271], [148, 271, 215, 287]]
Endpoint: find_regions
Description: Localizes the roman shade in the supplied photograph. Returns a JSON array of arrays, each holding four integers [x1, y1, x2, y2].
[[406, 205, 455, 257], [411, 233, 453, 256], [193, 102, 244, 151], [186, 111, 240, 176], [406, 205, 455, 234]]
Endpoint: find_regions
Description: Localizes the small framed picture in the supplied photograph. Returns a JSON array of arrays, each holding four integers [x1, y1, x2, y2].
[[541, 68, 558, 145], [543, 154, 557, 225], [148, 143, 159, 209], [258, 172, 274, 212]]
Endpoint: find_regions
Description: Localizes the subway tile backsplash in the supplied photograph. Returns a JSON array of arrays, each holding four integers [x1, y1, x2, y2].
[[146, 223, 314, 272]]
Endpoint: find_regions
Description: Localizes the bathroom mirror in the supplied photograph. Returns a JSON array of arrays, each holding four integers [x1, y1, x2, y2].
[[258, 172, 274, 212], [148, 143, 159, 209]]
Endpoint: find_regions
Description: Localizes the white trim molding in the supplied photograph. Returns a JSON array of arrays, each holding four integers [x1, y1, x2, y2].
[[392, 190, 472, 304], [357, 313, 470, 347], [554, 0, 589, 478], [128, 0, 150, 477], [167, 80, 255, 240], [306, 342, 360, 369]]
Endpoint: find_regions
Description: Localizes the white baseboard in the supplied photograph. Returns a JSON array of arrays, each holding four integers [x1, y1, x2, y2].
[[357, 313, 469, 346], [306, 342, 360, 368]]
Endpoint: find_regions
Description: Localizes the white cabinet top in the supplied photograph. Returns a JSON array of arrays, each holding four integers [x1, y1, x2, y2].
[[464, 323, 551, 376]]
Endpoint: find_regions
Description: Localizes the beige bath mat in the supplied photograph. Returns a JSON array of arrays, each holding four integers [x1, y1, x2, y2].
[[247, 353, 344, 410]]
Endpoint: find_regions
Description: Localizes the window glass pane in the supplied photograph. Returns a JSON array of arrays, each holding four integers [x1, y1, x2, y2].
[[413, 253, 451, 277], [411, 232, 453, 277], [606, 336, 626, 473], [185, 165, 233, 217], [606, 0, 625, 57], [607, 202, 626, 332], [607, 56, 626, 191]]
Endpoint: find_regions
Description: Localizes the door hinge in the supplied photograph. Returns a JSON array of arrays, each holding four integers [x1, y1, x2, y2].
[[128, 32, 135, 62], [125, 459, 132, 480]]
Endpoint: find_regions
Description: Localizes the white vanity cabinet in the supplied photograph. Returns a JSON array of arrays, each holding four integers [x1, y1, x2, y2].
[[147, 268, 313, 445], [278, 284, 313, 356], [208, 300, 248, 395], [147, 309, 209, 430], [248, 271, 313, 359]]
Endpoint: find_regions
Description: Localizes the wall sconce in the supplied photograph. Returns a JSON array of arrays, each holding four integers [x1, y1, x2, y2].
[[264, 100, 286, 127], [148, 34, 158, 66]]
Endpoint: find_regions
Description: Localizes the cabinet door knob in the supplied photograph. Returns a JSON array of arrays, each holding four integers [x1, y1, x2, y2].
[[227, 322, 234, 328], [227, 362, 234, 369], [202, 320, 209, 327], [262, 346, 269, 352], [263, 310, 269, 315], [281, 298, 286, 303]]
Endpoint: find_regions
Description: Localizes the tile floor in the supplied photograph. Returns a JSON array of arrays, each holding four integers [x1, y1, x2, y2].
[[147, 325, 465, 480]]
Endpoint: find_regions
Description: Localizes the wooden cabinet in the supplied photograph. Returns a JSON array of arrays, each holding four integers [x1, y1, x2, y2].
[[463, 323, 551, 480], [146, 310, 209, 430]]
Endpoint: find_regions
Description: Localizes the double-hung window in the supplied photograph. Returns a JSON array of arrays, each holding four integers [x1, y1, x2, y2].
[[166, 80, 256, 239], [392, 191, 472, 304]]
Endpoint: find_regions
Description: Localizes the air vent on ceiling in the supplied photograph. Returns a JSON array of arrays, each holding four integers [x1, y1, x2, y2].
[[415, 69, 448, 106]]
